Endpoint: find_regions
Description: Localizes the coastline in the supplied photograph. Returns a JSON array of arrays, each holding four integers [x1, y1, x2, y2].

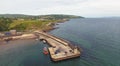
[[0, 19, 69, 43], [42, 19, 69, 32]]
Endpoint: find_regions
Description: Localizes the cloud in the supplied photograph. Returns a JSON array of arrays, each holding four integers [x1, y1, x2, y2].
[[0, 0, 120, 17]]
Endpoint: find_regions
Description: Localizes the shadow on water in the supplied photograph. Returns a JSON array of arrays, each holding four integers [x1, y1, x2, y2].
[[20, 53, 82, 66], [20, 55, 50, 66]]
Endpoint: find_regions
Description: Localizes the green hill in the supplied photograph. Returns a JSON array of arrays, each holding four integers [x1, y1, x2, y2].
[[0, 14, 83, 19], [0, 14, 84, 32]]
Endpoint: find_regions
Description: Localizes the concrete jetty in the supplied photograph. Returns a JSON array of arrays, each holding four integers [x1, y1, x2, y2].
[[35, 31, 81, 62]]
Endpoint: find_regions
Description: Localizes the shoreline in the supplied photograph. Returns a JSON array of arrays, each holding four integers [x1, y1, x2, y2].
[[0, 19, 69, 42], [42, 19, 69, 32], [0, 34, 37, 42]]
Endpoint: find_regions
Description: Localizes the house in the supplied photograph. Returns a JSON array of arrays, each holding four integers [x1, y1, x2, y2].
[[0, 33, 5, 37], [10, 30, 17, 35]]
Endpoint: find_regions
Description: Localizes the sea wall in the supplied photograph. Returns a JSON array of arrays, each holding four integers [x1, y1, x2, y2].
[[0, 34, 37, 42]]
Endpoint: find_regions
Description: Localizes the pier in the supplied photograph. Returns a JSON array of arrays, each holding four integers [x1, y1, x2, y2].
[[35, 31, 81, 62]]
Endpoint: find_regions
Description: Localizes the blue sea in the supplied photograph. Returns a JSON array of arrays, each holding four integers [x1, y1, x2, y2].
[[0, 18, 120, 66]]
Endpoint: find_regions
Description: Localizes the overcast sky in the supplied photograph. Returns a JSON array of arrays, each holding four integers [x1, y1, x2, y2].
[[0, 0, 120, 17]]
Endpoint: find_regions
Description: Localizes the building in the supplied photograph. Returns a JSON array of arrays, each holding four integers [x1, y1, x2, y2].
[[0, 33, 4, 36], [10, 30, 17, 35]]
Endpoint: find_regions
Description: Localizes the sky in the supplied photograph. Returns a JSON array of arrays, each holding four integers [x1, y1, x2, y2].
[[0, 0, 120, 17]]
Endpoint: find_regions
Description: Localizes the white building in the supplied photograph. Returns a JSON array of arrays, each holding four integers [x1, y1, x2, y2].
[[10, 30, 17, 35]]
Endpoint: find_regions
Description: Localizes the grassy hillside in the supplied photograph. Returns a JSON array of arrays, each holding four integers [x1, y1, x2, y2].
[[9, 20, 58, 31], [0, 14, 32, 18], [0, 14, 83, 19], [0, 14, 84, 32]]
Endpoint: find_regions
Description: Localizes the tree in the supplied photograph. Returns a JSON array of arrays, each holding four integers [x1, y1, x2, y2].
[[0, 17, 13, 31]]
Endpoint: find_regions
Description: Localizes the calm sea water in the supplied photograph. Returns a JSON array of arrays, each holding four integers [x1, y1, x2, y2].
[[0, 18, 120, 66]]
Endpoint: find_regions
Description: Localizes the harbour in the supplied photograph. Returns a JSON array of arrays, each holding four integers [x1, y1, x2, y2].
[[35, 31, 81, 61], [0, 18, 120, 66]]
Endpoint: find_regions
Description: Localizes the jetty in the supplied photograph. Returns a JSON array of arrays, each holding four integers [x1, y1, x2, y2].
[[35, 31, 81, 62]]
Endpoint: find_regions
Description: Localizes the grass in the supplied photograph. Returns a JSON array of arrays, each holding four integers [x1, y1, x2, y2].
[[9, 19, 61, 32]]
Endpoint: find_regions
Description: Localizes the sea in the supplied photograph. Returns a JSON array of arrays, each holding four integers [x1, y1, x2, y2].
[[0, 18, 120, 66]]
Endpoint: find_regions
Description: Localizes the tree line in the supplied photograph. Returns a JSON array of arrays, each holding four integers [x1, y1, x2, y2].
[[0, 17, 13, 31]]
